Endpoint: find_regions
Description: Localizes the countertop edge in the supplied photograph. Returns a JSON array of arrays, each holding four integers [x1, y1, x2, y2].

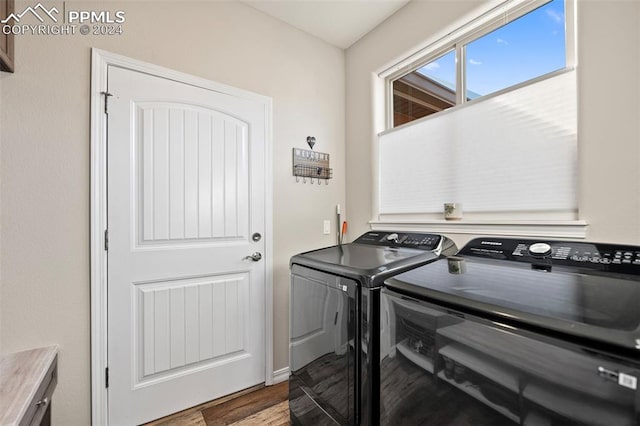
[[0, 345, 59, 426]]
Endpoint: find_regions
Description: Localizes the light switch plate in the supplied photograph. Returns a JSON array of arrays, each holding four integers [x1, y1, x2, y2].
[[323, 220, 331, 235]]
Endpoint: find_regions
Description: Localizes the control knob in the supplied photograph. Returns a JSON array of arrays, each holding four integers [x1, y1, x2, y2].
[[386, 233, 399, 243], [529, 242, 552, 257]]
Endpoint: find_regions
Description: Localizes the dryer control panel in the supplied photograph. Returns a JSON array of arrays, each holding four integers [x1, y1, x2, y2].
[[353, 231, 442, 251], [459, 237, 640, 273]]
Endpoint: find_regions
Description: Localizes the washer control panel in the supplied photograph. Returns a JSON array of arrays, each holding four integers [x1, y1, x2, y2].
[[460, 237, 640, 272], [353, 231, 442, 251]]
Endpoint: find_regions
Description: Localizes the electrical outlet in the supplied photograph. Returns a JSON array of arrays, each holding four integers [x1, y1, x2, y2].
[[323, 220, 331, 235]]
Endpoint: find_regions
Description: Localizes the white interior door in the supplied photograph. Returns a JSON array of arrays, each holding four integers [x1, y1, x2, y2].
[[107, 66, 268, 425]]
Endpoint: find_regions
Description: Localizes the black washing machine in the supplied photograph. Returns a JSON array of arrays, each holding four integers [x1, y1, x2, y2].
[[289, 231, 457, 425], [380, 237, 640, 425]]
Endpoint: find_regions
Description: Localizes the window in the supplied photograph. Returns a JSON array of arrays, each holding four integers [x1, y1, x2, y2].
[[378, 0, 578, 227], [391, 0, 569, 128], [465, 0, 566, 98], [393, 50, 456, 126]]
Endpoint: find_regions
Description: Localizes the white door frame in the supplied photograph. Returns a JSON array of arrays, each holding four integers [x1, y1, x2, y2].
[[90, 48, 274, 426]]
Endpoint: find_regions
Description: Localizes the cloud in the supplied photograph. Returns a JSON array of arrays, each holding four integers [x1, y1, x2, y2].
[[496, 38, 508, 45], [469, 59, 482, 65], [423, 62, 440, 71], [546, 9, 563, 23]]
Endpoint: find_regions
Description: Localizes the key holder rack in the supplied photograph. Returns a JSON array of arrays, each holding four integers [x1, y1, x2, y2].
[[292, 148, 333, 185]]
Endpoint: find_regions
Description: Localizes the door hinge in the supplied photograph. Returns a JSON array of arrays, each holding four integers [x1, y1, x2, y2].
[[105, 367, 109, 388], [101, 91, 113, 114], [104, 229, 109, 251]]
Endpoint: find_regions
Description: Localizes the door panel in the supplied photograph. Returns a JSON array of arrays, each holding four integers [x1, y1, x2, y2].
[[137, 103, 249, 245], [107, 65, 268, 425], [134, 274, 249, 386]]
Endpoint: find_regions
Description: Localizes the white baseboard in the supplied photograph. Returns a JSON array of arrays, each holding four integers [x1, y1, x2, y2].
[[272, 367, 290, 384]]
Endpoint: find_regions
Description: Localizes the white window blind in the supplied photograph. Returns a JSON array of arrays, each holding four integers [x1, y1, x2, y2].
[[379, 70, 577, 216]]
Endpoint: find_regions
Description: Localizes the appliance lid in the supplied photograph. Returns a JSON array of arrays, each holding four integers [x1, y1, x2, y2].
[[386, 256, 640, 352], [296, 244, 431, 269], [291, 232, 455, 288]]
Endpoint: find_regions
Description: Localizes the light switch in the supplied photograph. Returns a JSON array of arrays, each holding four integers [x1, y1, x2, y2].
[[323, 220, 331, 235]]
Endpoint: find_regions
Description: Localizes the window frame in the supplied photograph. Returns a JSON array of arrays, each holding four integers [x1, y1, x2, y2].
[[384, 0, 576, 130]]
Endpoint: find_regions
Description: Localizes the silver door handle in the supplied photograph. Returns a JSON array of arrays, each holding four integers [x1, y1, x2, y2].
[[36, 397, 50, 408], [244, 252, 262, 261]]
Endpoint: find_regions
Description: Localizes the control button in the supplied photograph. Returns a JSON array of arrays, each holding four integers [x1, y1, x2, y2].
[[553, 246, 571, 260], [600, 258, 611, 264], [386, 233, 399, 243], [529, 243, 552, 257], [623, 259, 632, 264]]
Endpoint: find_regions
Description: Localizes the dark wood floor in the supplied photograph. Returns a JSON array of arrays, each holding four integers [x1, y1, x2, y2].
[[145, 381, 290, 426]]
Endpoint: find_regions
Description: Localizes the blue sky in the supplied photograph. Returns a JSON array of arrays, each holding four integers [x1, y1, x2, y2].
[[418, 0, 566, 97]]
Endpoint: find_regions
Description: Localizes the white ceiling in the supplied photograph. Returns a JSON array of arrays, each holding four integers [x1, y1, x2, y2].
[[241, 0, 411, 49]]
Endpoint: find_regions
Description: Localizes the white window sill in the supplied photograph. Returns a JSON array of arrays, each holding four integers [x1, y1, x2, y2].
[[369, 219, 588, 239]]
